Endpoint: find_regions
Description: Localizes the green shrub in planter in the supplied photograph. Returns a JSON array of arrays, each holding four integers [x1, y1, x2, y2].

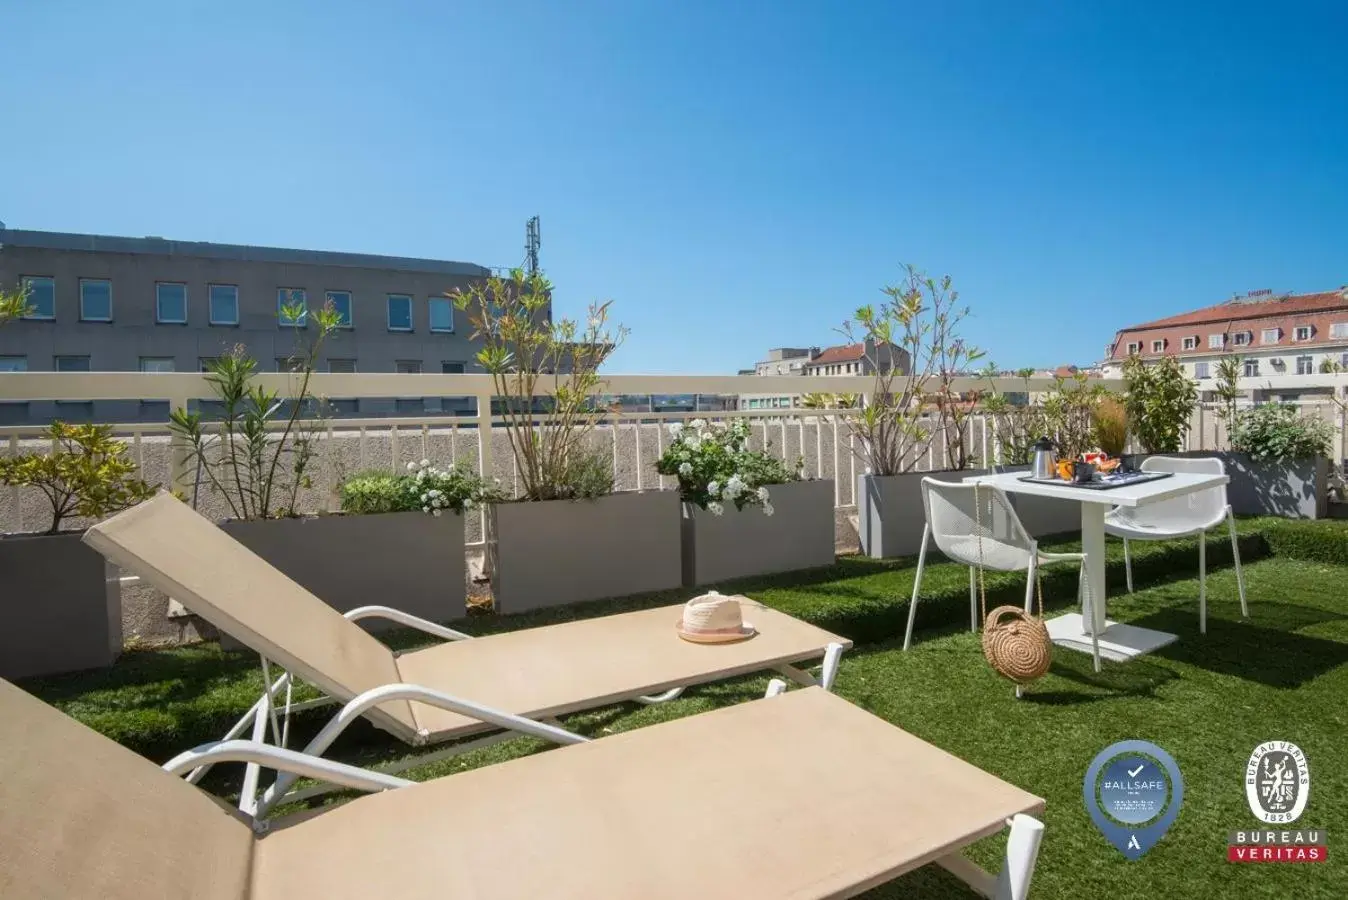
[[339, 461, 502, 516], [655, 418, 801, 515], [1230, 403, 1333, 461], [1123, 354, 1196, 453]]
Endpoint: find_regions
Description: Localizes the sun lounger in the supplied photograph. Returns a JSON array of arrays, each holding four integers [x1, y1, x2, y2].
[[84, 494, 850, 817], [0, 678, 1046, 900]]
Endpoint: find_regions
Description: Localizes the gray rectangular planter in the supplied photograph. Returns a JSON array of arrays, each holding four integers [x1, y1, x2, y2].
[[993, 464, 1081, 538], [0, 531, 121, 679], [221, 511, 467, 632], [1125, 452, 1328, 519], [857, 469, 990, 558], [682, 479, 836, 586], [490, 490, 682, 613]]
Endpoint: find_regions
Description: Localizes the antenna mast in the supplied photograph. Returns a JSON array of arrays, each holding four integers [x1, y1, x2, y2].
[[525, 216, 541, 274]]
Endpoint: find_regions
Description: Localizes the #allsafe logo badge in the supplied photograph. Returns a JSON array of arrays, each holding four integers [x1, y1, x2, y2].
[[1228, 741, 1327, 863], [1083, 740, 1184, 860]]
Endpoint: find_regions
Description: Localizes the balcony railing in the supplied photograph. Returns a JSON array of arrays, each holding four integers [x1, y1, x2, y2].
[[1, 371, 1344, 543]]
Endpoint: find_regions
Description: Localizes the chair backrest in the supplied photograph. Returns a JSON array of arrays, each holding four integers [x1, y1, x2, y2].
[[83, 494, 417, 739], [1135, 455, 1229, 526], [921, 478, 1035, 571], [0, 678, 254, 900]]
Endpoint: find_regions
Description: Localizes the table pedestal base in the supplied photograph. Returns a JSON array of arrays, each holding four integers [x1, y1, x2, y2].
[[1045, 613, 1178, 663]]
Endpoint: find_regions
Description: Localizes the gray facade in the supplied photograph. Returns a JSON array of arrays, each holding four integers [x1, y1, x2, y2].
[[0, 228, 511, 423]]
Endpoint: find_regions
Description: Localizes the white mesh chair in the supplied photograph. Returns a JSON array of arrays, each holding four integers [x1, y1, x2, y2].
[[904, 478, 1101, 672], [1104, 455, 1248, 634]]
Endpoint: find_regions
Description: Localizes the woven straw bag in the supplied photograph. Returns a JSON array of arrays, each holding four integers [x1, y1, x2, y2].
[[972, 483, 1053, 685]]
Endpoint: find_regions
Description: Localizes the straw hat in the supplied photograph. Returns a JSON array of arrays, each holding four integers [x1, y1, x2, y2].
[[675, 591, 757, 643]]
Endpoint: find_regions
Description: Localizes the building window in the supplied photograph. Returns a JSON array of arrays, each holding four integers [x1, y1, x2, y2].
[[139, 357, 175, 373], [1194, 361, 1210, 379], [1151, 339, 1165, 353], [328, 359, 357, 374], [395, 359, 422, 374], [278, 288, 307, 327], [209, 285, 239, 325], [1261, 327, 1280, 344], [1232, 331, 1251, 346], [1182, 336, 1198, 350], [156, 283, 188, 324], [1126, 341, 1141, 354], [428, 297, 455, 333], [1341, 352, 1348, 369], [1294, 325, 1313, 342], [276, 357, 304, 373], [0, 356, 28, 371], [441, 361, 466, 374], [1296, 355, 1314, 375], [1243, 359, 1259, 377], [1208, 333, 1225, 349], [20, 276, 56, 319], [325, 290, 353, 328], [1330, 323, 1348, 339], [387, 294, 413, 331], [79, 279, 113, 321], [199, 358, 222, 372], [54, 356, 91, 372]]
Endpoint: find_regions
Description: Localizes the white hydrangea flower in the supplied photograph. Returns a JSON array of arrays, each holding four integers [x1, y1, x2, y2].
[[422, 505, 430, 513], [726, 474, 745, 496], [463, 499, 474, 511], [406, 461, 417, 471], [668, 422, 685, 437], [689, 418, 706, 429], [756, 486, 770, 501], [678, 462, 692, 477], [420, 458, 430, 468], [707, 501, 724, 516], [707, 480, 720, 496], [432, 509, 443, 517], [763, 502, 775, 516]]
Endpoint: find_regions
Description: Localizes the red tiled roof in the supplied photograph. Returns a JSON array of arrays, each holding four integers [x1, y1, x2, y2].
[[808, 342, 866, 365], [808, 341, 894, 365], [1119, 290, 1348, 333]]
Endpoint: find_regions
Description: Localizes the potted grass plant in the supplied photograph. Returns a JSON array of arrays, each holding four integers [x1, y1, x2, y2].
[[657, 418, 832, 585], [0, 422, 155, 677], [452, 268, 682, 613], [843, 265, 992, 558], [170, 298, 481, 628]]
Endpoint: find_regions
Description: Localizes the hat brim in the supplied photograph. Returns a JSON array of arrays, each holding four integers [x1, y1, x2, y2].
[[675, 621, 757, 644]]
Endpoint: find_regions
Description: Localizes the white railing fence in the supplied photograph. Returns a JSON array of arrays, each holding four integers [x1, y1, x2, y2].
[[1, 372, 1345, 543]]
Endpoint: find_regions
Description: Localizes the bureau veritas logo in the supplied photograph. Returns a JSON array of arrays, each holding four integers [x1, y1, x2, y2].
[[1227, 742, 1326, 863], [1246, 741, 1309, 824]]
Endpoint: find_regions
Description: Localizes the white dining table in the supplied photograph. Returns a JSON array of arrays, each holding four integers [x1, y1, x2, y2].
[[962, 470, 1230, 662]]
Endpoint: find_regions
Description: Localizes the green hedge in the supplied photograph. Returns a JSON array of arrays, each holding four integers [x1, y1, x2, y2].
[[1255, 517, 1348, 567]]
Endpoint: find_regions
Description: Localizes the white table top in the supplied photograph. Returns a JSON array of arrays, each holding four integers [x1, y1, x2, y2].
[[963, 470, 1229, 508]]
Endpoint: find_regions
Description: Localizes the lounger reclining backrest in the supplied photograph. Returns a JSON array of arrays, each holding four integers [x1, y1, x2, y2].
[[84, 494, 417, 738], [0, 679, 253, 900]]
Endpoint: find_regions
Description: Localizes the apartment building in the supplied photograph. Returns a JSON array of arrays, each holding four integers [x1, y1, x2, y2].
[[0, 227, 507, 422], [738, 341, 906, 410], [1102, 288, 1348, 400]]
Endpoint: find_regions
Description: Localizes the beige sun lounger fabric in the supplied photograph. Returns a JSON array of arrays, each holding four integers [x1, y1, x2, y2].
[[0, 680, 1043, 900], [84, 494, 852, 742]]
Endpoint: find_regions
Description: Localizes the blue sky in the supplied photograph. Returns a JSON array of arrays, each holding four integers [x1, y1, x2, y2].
[[3, 1, 1346, 373]]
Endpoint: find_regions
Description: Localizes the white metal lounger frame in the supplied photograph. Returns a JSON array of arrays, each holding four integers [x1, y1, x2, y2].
[[189, 606, 847, 819], [166, 704, 1047, 900]]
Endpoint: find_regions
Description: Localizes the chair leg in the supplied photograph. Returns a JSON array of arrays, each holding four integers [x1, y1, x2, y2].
[[1198, 530, 1207, 635], [1122, 537, 1134, 594], [1228, 509, 1248, 618], [970, 566, 979, 633], [903, 525, 931, 651], [1024, 555, 1037, 614]]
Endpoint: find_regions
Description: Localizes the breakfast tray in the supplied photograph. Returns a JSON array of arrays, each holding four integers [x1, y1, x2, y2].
[[1017, 471, 1173, 491]]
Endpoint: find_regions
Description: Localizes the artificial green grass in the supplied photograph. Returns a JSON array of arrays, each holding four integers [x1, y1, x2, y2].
[[18, 521, 1348, 897]]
